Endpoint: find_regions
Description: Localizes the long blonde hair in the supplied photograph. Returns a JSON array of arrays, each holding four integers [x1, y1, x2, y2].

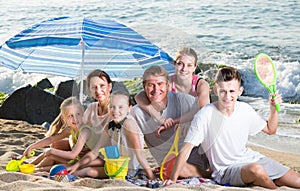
[[45, 97, 83, 137]]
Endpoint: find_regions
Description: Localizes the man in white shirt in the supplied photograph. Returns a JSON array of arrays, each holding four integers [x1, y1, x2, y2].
[[165, 66, 300, 189]]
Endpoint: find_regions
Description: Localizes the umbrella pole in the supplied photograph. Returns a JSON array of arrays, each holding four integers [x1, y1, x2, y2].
[[79, 39, 85, 104]]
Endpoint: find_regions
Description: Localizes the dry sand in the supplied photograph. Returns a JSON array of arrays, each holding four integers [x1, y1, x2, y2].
[[0, 118, 299, 191]]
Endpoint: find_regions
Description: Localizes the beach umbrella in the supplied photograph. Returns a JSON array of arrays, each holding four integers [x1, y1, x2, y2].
[[0, 16, 174, 101]]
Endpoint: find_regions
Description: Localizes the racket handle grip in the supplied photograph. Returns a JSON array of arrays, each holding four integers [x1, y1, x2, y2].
[[275, 103, 281, 112], [271, 94, 281, 112]]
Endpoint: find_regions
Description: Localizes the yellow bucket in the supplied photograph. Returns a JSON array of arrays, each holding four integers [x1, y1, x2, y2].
[[20, 164, 35, 174], [104, 156, 130, 180]]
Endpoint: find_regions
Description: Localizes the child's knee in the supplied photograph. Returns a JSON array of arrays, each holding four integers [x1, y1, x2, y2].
[[79, 167, 99, 178]]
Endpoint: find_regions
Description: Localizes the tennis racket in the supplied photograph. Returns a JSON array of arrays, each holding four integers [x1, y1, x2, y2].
[[160, 125, 180, 180], [254, 53, 281, 112]]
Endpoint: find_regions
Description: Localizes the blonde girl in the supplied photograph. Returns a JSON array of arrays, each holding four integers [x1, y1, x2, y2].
[[22, 97, 99, 170]]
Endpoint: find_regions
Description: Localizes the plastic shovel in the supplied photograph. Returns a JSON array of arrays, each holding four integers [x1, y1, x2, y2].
[[6, 150, 35, 172]]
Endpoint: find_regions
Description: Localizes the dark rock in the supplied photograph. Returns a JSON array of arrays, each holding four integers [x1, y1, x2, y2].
[[112, 81, 129, 94], [0, 86, 28, 122], [36, 78, 53, 90], [55, 80, 79, 99], [112, 81, 135, 105], [0, 85, 64, 125]]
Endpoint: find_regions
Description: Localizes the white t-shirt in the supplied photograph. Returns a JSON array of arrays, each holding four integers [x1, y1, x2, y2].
[[185, 102, 266, 182], [130, 92, 198, 164]]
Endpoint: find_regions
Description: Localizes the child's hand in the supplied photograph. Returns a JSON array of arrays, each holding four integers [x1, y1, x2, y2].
[[145, 168, 157, 180], [44, 148, 52, 156], [155, 118, 176, 137], [22, 147, 33, 159], [67, 163, 79, 175]]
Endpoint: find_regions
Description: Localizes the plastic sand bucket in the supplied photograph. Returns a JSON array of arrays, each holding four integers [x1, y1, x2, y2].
[[20, 164, 35, 174], [104, 156, 130, 180], [6, 150, 35, 172]]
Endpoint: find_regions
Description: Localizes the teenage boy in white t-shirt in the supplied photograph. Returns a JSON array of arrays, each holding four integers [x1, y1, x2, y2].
[[165, 66, 300, 189]]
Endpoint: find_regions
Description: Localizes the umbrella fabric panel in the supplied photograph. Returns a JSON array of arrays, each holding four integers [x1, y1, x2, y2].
[[6, 17, 163, 57], [0, 16, 175, 80], [0, 44, 175, 78], [0, 44, 82, 77]]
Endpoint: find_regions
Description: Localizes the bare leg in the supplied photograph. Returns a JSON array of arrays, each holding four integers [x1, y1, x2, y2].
[[241, 163, 277, 189], [30, 153, 45, 165], [74, 166, 108, 178], [32, 139, 70, 165], [83, 158, 105, 167], [35, 165, 53, 172], [274, 169, 300, 188], [36, 155, 68, 169], [51, 139, 70, 150]]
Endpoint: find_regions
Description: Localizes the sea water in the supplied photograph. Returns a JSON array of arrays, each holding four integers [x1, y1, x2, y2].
[[0, 0, 299, 155]]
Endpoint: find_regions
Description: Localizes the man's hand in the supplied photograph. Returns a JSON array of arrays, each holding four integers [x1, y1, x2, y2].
[[270, 93, 282, 106], [155, 118, 176, 137], [155, 125, 166, 138], [163, 118, 174, 129]]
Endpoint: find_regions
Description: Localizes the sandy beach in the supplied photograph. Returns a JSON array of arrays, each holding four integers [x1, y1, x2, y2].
[[0, 118, 299, 191]]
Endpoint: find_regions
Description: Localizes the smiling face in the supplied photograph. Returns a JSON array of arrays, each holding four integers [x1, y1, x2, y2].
[[213, 66, 243, 113], [142, 66, 170, 107], [89, 76, 112, 104], [214, 79, 243, 110], [63, 104, 83, 130], [109, 94, 131, 123], [144, 75, 169, 104], [174, 54, 197, 79]]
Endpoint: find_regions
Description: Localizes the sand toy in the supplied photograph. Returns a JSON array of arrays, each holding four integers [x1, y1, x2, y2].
[[6, 150, 35, 172]]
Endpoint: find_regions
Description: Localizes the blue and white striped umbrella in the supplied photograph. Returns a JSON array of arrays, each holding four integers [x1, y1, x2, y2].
[[0, 16, 175, 80]]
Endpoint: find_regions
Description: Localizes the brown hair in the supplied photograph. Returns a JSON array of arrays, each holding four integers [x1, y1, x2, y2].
[[214, 66, 242, 86], [86, 69, 112, 94]]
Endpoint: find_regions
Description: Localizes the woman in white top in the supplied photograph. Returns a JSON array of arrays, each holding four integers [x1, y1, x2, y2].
[[66, 69, 113, 178], [83, 69, 112, 132]]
